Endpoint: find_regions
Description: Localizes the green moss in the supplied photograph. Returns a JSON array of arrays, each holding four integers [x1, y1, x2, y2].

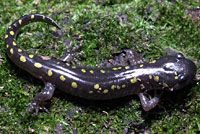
[[0, 0, 199, 133]]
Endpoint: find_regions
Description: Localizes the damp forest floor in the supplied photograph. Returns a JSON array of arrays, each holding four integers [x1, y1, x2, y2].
[[0, 0, 200, 133]]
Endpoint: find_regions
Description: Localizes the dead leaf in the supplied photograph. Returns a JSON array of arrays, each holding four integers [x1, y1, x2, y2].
[[34, 0, 40, 4], [41, 56, 51, 60], [0, 55, 3, 64]]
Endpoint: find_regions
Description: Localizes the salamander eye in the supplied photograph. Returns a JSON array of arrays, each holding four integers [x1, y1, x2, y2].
[[179, 75, 187, 83], [176, 53, 185, 59]]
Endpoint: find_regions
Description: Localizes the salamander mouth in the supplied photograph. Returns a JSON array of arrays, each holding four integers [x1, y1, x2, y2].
[[172, 83, 184, 90]]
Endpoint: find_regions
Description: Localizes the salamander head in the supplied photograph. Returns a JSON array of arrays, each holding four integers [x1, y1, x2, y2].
[[162, 53, 197, 90]]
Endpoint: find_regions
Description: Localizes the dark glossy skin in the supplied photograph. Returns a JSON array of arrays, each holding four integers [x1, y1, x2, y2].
[[5, 14, 197, 114]]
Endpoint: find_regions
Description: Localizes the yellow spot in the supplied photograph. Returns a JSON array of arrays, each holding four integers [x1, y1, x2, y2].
[[34, 63, 42, 68], [72, 66, 76, 69], [71, 82, 78, 88], [60, 75, 66, 81], [118, 67, 122, 69], [154, 76, 159, 82], [162, 83, 168, 87], [19, 19, 22, 25], [43, 16, 45, 19], [10, 48, 13, 54], [10, 31, 14, 36], [175, 76, 178, 80], [57, 62, 60, 64], [149, 60, 156, 63], [111, 85, 115, 90], [89, 91, 93, 94], [149, 75, 152, 79], [29, 55, 34, 58], [140, 64, 144, 67], [66, 63, 70, 66], [8, 26, 11, 29], [81, 69, 86, 73], [100, 69, 105, 73], [48, 70, 53, 76], [103, 89, 109, 94], [6, 44, 9, 48], [5, 34, 8, 39], [31, 15, 34, 19], [122, 84, 126, 88], [18, 49, 22, 52], [112, 68, 118, 70], [20, 56, 26, 62], [130, 77, 137, 84], [90, 70, 94, 74], [13, 41, 16, 46], [94, 84, 99, 89], [117, 85, 120, 90], [125, 66, 129, 69], [174, 72, 178, 76]]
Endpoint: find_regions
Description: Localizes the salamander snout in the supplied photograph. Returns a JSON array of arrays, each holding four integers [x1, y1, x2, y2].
[[173, 54, 197, 90]]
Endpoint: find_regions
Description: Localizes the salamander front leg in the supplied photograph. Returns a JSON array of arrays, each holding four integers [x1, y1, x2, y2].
[[138, 91, 162, 111], [124, 49, 147, 66], [22, 82, 55, 116]]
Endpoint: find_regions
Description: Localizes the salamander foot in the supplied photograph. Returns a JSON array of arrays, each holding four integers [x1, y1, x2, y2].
[[21, 82, 55, 116], [138, 91, 163, 111], [21, 100, 50, 116]]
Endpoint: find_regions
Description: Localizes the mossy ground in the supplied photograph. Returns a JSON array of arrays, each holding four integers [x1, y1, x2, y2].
[[0, 0, 200, 133]]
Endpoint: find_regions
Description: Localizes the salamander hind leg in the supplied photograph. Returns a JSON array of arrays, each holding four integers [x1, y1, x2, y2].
[[138, 91, 163, 111], [60, 40, 83, 64], [21, 82, 55, 116]]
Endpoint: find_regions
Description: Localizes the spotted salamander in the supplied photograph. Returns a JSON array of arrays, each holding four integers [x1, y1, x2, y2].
[[5, 14, 197, 115]]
